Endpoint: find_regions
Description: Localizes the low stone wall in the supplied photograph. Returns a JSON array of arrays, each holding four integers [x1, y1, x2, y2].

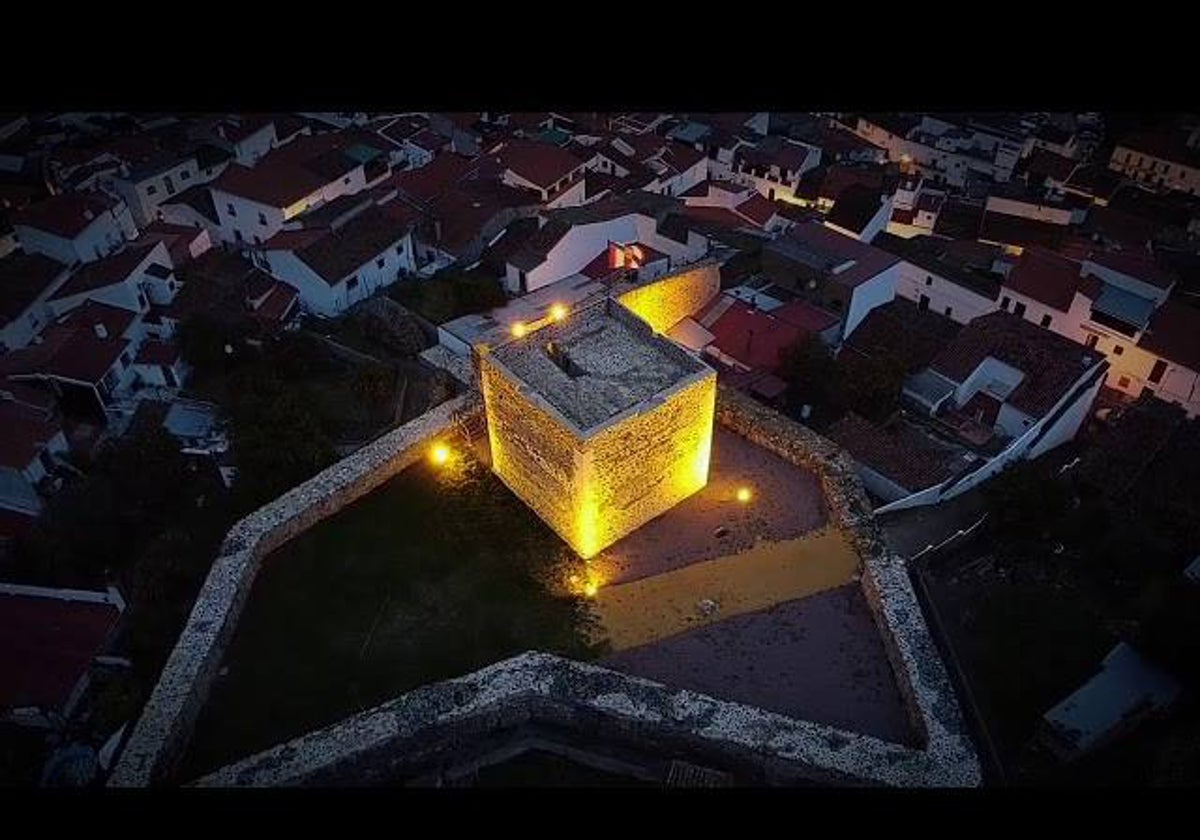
[[108, 394, 480, 788], [111, 381, 980, 788], [713, 386, 980, 785], [193, 652, 969, 788]]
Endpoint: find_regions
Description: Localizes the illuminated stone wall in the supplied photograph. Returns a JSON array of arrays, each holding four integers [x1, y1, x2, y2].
[[480, 355, 585, 548], [481, 346, 716, 560], [585, 374, 715, 556], [613, 261, 720, 335]]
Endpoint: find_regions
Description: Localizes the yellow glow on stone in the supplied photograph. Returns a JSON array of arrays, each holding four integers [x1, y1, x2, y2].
[[511, 322, 527, 338], [736, 486, 752, 503], [549, 304, 568, 322]]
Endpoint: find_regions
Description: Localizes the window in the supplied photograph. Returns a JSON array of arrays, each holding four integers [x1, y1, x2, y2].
[[343, 176, 351, 185], [1013, 301, 1026, 318], [234, 229, 244, 243], [376, 257, 385, 269], [120, 351, 131, 367], [918, 294, 930, 311], [1149, 359, 1168, 384], [1118, 376, 1131, 389], [1113, 344, 1124, 356], [1000, 296, 1010, 311], [347, 276, 359, 290], [258, 212, 267, 226], [227, 203, 237, 217], [1085, 333, 1099, 349], [944, 306, 953, 318], [253, 235, 261, 245], [181, 170, 191, 181], [925, 275, 933, 286], [1040, 314, 1052, 328], [395, 244, 403, 255], [146, 184, 158, 195]]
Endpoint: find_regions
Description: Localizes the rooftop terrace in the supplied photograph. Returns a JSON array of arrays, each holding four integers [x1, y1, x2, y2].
[[488, 299, 709, 433]]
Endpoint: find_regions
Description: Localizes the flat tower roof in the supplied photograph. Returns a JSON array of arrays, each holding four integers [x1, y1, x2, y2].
[[488, 298, 709, 433]]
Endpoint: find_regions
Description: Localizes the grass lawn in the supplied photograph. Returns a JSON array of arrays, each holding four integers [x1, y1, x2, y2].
[[180, 453, 603, 780]]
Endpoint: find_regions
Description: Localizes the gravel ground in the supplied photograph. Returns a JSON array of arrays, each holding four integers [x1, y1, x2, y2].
[[602, 584, 916, 746], [598, 428, 829, 585]]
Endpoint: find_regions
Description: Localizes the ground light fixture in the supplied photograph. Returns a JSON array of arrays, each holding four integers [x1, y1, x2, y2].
[[429, 442, 451, 466], [510, 322, 527, 338], [736, 486, 753, 503], [549, 303, 568, 322]]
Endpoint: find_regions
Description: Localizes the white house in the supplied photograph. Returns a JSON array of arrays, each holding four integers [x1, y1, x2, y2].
[[107, 152, 203, 227], [999, 247, 1200, 416], [877, 311, 1109, 513], [494, 139, 590, 206], [209, 132, 391, 248], [501, 203, 708, 295], [254, 203, 418, 317], [729, 135, 821, 203], [764, 222, 902, 341], [12, 192, 138, 266], [874, 233, 1006, 325], [45, 240, 175, 319]]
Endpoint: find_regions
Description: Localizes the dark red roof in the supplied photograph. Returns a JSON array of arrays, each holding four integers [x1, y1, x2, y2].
[[49, 244, 155, 302], [58, 299, 137, 340], [1139, 299, 1200, 372], [12, 192, 116, 239], [1003, 247, 1083, 312], [389, 152, 475, 203], [3, 324, 130, 385], [262, 227, 328, 252], [134, 339, 180, 366], [820, 165, 884, 202], [497, 140, 584, 189], [733, 193, 779, 227], [0, 589, 120, 711], [704, 298, 805, 373], [213, 161, 327, 208], [826, 413, 963, 491], [253, 282, 299, 325], [683, 204, 756, 231], [772, 299, 842, 334], [0, 399, 61, 470]]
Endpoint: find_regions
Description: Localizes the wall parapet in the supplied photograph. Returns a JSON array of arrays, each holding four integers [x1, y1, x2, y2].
[[108, 394, 479, 787], [713, 386, 981, 785], [192, 651, 972, 788]]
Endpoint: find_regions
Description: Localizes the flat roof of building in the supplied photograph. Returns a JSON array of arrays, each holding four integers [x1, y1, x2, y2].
[[488, 297, 709, 433]]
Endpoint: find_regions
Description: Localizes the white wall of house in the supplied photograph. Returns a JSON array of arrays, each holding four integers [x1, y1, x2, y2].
[[842, 263, 900, 340], [15, 204, 137, 266], [952, 356, 1027, 409], [158, 202, 221, 244], [510, 213, 708, 294], [212, 165, 367, 248], [235, 124, 277, 167], [985, 195, 1074, 226], [895, 260, 997, 325], [261, 231, 415, 317], [112, 158, 201, 227], [546, 178, 588, 209], [646, 157, 709, 200]]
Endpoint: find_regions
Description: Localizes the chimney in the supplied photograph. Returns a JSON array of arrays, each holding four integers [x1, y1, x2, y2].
[[94, 323, 108, 339]]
